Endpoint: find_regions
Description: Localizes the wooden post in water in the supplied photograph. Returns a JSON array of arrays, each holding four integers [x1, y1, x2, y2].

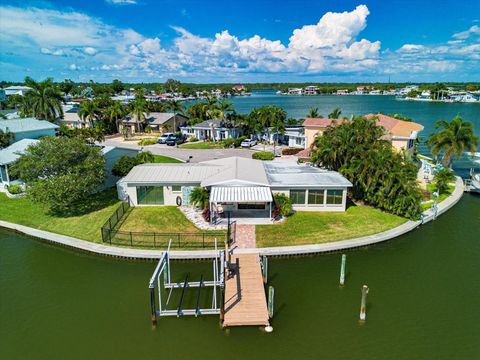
[[359, 285, 369, 321], [268, 286, 274, 318], [262, 256, 268, 284], [339, 254, 346, 286], [150, 286, 157, 325]]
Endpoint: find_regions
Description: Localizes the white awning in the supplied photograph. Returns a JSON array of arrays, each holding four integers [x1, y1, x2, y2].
[[210, 186, 273, 203]]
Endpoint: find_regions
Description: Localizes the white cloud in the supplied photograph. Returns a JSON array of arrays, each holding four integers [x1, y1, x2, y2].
[[40, 47, 65, 56], [397, 44, 425, 53], [452, 25, 480, 40], [69, 64, 78, 70], [106, 0, 137, 5], [83, 47, 97, 55]]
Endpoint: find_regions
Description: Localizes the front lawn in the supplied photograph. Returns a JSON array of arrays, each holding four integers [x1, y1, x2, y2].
[[0, 188, 120, 243], [179, 141, 224, 149], [256, 205, 407, 247], [152, 155, 183, 163], [118, 206, 203, 233]]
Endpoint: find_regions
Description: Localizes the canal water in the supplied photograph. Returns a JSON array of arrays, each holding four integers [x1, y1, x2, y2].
[[1, 194, 479, 359]]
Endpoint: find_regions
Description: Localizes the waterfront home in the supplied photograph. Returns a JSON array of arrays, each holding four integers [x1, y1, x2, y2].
[[263, 125, 305, 148], [303, 86, 318, 95], [180, 119, 243, 141], [101, 145, 140, 188], [120, 112, 188, 134], [117, 157, 352, 223], [336, 89, 349, 95], [0, 118, 59, 143], [303, 114, 423, 155], [0, 139, 38, 186]]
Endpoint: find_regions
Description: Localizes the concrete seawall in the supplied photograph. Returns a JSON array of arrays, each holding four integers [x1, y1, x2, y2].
[[0, 177, 465, 259]]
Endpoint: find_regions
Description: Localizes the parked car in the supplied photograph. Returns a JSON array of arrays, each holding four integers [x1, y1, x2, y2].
[[158, 133, 173, 144], [241, 138, 257, 147], [165, 134, 185, 146]]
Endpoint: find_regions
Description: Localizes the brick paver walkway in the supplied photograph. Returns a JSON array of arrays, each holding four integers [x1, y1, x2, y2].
[[234, 224, 257, 248]]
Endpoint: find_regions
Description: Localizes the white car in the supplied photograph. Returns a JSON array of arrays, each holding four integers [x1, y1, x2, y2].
[[241, 138, 257, 147], [158, 133, 173, 144]]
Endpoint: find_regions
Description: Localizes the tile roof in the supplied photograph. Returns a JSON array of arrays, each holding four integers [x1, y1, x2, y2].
[[366, 114, 424, 138], [303, 118, 346, 127]]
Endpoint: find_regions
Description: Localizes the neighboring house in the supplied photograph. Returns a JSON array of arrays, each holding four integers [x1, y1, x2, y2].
[[2, 86, 32, 97], [0, 89, 6, 102], [146, 112, 189, 132], [100, 145, 140, 188], [302, 86, 318, 95], [180, 119, 243, 140], [0, 118, 59, 143], [303, 114, 423, 155], [0, 139, 38, 186], [117, 157, 352, 223], [59, 107, 88, 129], [0, 110, 19, 119]]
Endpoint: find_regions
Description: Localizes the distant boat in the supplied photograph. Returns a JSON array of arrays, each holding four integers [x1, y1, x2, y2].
[[465, 169, 480, 193], [465, 152, 480, 158]]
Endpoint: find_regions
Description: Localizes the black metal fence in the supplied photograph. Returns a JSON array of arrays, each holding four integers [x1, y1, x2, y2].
[[101, 200, 227, 249]]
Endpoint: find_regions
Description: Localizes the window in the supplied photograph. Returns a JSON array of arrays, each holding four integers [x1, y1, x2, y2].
[[136, 186, 164, 205], [290, 190, 306, 205], [172, 185, 182, 192], [0, 165, 7, 182], [326, 190, 343, 205], [308, 190, 325, 205], [407, 139, 415, 149]]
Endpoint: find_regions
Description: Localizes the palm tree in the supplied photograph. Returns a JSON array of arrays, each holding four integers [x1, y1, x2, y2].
[[78, 100, 101, 127], [23, 77, 63, 121], [137, 151, 155, 164], [189, 187, 209, 209], [270, 117, 286, 155], [328, 107, 342, 119], [217, 99, 234, 120], [167, 99, 185, 132], [105, 101, 126, 133], [427, 115, 478, 167], [129, 97, 150, 133], [307, 107, 320, 118]]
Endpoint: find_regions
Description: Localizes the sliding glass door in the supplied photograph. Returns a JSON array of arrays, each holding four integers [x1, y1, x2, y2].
[[136, 186, 164, 205]]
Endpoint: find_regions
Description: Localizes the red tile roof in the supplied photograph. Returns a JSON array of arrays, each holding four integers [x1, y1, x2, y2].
[[303, 118, 346, 127], [366, 114, 424, 138]]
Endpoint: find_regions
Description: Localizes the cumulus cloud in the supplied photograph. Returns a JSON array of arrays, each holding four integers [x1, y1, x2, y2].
[[0, 4, 478, 81]]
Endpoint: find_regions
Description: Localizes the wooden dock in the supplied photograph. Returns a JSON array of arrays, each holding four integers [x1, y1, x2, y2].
[[223, 253, 270, 327]]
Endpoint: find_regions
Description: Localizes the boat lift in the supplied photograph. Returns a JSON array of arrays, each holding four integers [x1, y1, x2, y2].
[[148, 240, 226, 324]]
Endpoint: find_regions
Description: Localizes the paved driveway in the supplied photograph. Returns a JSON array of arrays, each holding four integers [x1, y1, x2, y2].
[[102, 139, 256, 163]]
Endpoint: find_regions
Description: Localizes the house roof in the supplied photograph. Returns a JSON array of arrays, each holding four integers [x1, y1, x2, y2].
[[121, 163, 225, 184], [263, 161, 352, 188], [0, 118, 59, 134], [147, 112, 188, 126], [303, 118, 346, 128], [210, 186, 272, 203], [190, 119, 240, 129], [61, 108, 84, 123], [366, 114, 424, 139], [121, 156, 352, 190], [201, 157, 270, 187], [0, 138, 39, 165]]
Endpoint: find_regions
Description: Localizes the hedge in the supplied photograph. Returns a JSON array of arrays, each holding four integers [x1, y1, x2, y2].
[[282, 147, 302, 155], [252, 151, 274, 160]]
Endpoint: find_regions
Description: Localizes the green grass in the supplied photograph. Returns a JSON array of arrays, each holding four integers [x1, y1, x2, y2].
[[152, 155, 183, 163], [0, 189, 120, 243], [256, 205, 407, 247], [118, 206, 203, 233], [179, 141, 224, 149], [426, 183, 455, 203]]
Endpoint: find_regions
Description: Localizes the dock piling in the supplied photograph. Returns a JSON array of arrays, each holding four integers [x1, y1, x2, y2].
[[268, 286, 274, 318], [262, 256, 268, 284], [359, 285, 369, 321], [339, 254, 346, 286]]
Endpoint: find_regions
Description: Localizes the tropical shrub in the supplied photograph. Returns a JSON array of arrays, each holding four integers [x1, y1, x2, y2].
[[7, 184, 23, 195], [252, 151, 274, 160], [112, 156, 140, 177], [222, 138, 235, 148], [434, 169, 455, 195], [138, 138, 158, 146], [10, 137, 106, 215], [273, 193, 292, 218], [0, 128, 14, 149], [234, 136, 247, 148], [282, 147, 302, 155], [189, 136, 199, 142], [311, 116, 423, 220], [189, 187, 209, 209]]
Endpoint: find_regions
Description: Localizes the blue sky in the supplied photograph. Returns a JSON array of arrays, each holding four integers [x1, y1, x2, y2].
[[1, 0, 479, 83]]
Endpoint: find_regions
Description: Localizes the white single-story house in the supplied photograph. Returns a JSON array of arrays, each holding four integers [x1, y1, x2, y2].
[[2, 86, 32, 97], [0, 118, 59, 143], [120, 112, 189, 134], [0, 139, 39, 186], [117, 157, 352, 224], [0, 140, 138, 188], [58, 107, 88, 129], [180, 119, 243, 140]]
